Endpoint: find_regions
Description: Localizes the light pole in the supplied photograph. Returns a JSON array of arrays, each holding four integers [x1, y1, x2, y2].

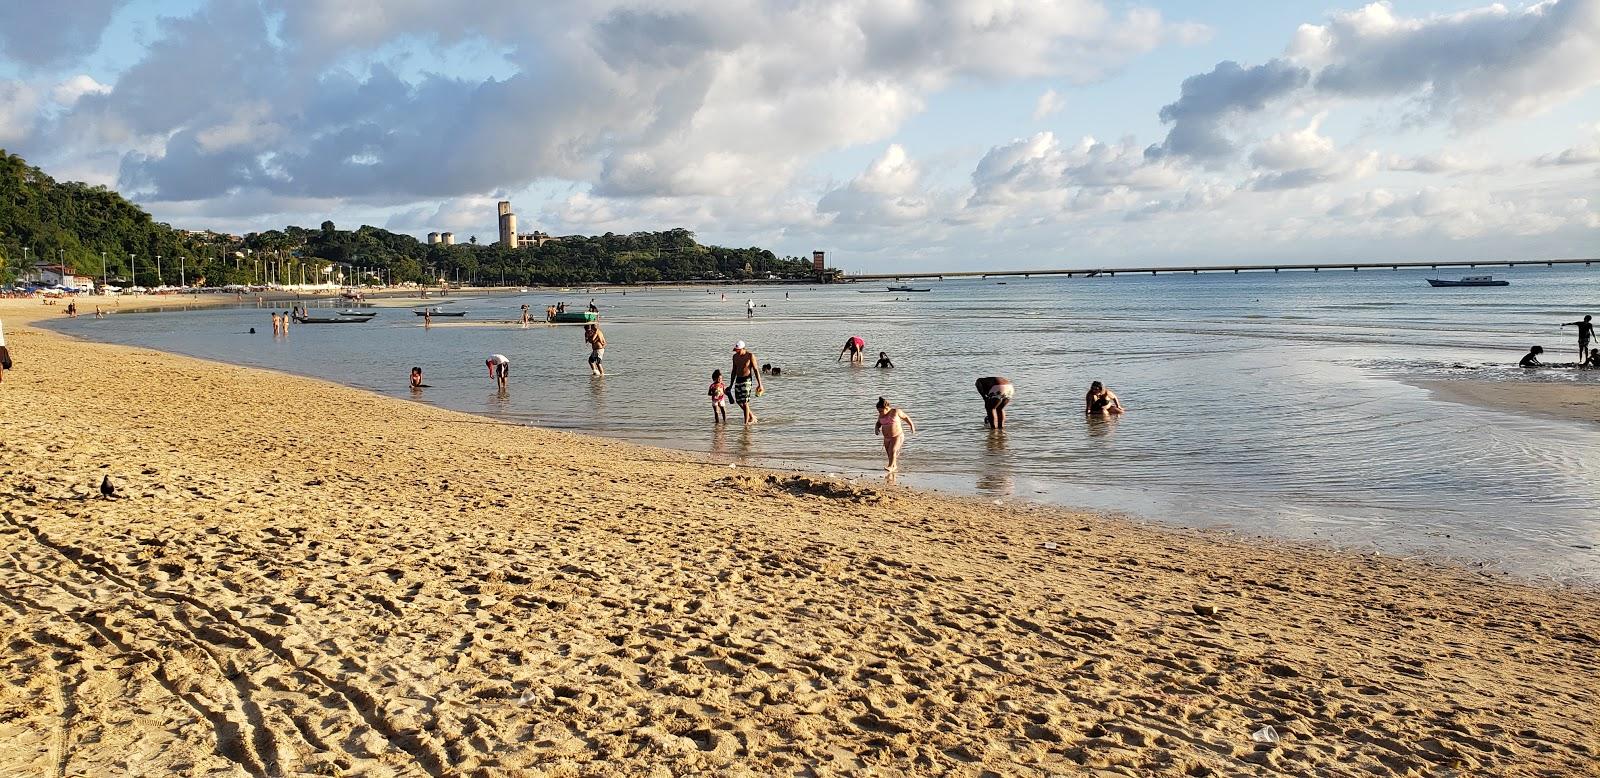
[[101, 251, 107, 293], [156, 255, 162, 288], [129, 254, 135, 288], [179, 256, 186, 288]]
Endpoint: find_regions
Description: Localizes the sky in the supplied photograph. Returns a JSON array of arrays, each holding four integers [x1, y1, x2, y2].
[[1, 0, 1597, 272]]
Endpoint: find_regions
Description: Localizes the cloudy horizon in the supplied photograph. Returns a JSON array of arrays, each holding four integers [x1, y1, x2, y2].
[[1, 0, 1597, 271]]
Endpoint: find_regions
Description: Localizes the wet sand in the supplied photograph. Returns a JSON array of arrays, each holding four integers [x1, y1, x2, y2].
[[2, 300, 1598, 776], [1415, 378, 1600, 425]]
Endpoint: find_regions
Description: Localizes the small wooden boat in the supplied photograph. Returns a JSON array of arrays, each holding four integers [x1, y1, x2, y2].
[[414, 309, 467, 317], [1427, 275, 1508, 287], [550, 311, 597, 324], [294, 314, 371, 324], [886, 285, 931, 292], [336, 310, 377, 317]]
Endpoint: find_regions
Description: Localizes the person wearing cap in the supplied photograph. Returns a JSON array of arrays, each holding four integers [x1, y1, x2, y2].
[[731, 340, 763, 424]]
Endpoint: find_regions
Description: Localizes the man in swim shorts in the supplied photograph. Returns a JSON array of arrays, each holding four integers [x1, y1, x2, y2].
[[587, 325, 606, 376], [731, 340, 763, 424], [486, 354, 511, 390], [1562, 315, 1594, 362], [975, 376, 1014, 429]]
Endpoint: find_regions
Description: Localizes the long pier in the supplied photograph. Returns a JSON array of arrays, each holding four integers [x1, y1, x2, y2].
[[843, 257, 1598, 281]]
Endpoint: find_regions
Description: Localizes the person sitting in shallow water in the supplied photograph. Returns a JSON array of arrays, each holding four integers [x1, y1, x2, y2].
[[875, 351, 893, 368], [1584, 348, 1600, 369], [1084, 381, 1126, 415], [1519, 345, 1545, 368]]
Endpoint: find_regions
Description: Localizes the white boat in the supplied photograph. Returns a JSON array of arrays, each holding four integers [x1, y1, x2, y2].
[[1426, 275, 1508, 287]]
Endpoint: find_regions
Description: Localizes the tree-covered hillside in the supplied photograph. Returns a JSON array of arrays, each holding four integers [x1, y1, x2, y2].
[[1, 150, 819, 287]]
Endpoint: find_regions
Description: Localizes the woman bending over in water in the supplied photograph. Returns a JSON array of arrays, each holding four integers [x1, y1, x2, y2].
[[1085, 381, 1126, 415]]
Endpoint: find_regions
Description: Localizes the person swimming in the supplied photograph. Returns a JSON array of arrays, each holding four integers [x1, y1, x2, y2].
[[875, 351, 893, 368], [1519, 345, 1545, 368]]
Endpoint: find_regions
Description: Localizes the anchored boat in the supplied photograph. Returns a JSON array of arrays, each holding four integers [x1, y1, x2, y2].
[[1426, 275, 1509, 287]]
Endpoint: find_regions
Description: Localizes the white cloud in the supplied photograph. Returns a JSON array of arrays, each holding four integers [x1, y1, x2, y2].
[[1249, 115, 1335, 171], [1033, 88, 1065, 120], [1154, 0, 1600, 162], [0, 81, 39, 145], [1327, 185, 1585, 239], [1535, 123, 1600, 166], [51, 75, 112, 106], [817, 144, 931, 225]]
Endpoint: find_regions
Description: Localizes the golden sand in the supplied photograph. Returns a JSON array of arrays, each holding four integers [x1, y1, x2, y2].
[[1414, 378, 1600, 426], [1, 300, 1597, 777]]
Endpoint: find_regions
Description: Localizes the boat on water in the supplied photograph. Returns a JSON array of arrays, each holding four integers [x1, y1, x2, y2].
[[414, 308, 467, 317], [886, 285, 932, 292], [550, 311, 597, 324], [294, 314, 372, 324], [336, 310, 377, 317], [1426, 275, 1509, 287]]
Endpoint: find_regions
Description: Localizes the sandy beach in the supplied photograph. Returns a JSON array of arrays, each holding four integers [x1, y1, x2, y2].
[[2, 300, 1598, 777], [1415, 378, 1600, 426]]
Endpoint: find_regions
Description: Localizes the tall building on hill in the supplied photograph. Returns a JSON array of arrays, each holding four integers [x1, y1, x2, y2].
[[427, 232, 441, 245], [497, 201, 518, 248], [441, 232, 455, 246]]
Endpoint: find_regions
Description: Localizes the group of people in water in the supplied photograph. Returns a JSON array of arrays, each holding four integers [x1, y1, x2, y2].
[[1520, 315, 1599, 368]]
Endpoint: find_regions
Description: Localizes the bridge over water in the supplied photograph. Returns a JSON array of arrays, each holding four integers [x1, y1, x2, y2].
[[843, 257, 1598, 281]]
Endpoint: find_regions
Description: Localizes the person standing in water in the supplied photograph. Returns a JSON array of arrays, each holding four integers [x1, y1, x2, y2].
[[1084, 381, 1126, 415], [731, 341, 763, 424], [746, 299, 755, 319], [874, 397, 916, 473], [586, 324, 607, 376], [975, 377, 1014, 429], [520, 304, 531, 325], [707, 369, 728, 423], [874, 351, 894, 368], [1561, 315, 1594, 362], [838, 336, 865, 365], [486, 354, 511, 390]]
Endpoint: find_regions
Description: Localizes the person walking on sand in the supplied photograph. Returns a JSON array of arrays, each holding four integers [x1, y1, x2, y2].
[[1519, 345, 1545, 368], [874, 397, 916, 473], [0, 319, 10, 385], [1084, 381, 1126, 415], [976, 377, 1014, 429], [731, 341, 763, 424], [838, 336, 865, 365], [586, 324, 606, 376], [708, 369, 728, 423], [1561, 315, 1594, 362], [486, 354, 511, 390]]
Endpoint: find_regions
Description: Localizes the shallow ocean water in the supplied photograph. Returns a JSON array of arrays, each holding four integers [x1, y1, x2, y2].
[[52, 264, 1600, 583]]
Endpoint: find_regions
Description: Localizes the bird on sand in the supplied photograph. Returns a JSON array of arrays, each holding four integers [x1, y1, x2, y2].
[[100, 475, 120, 500]]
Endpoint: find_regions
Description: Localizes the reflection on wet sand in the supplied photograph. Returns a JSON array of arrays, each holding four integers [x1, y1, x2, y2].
[[976, 430, 1013, 496]]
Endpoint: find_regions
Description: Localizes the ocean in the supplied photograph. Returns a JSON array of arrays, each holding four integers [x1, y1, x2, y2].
[[49, 264, 1600, 583]]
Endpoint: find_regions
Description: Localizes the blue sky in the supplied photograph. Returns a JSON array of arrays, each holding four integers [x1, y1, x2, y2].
[[2, 0, 1596, 270]]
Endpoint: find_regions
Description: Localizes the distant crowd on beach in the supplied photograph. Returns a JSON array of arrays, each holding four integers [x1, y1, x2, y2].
[[1520, 315, 1599, 369]]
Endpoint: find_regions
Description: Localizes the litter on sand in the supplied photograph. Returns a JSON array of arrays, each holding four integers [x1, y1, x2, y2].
[[1251, 725, 1279, 744]]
